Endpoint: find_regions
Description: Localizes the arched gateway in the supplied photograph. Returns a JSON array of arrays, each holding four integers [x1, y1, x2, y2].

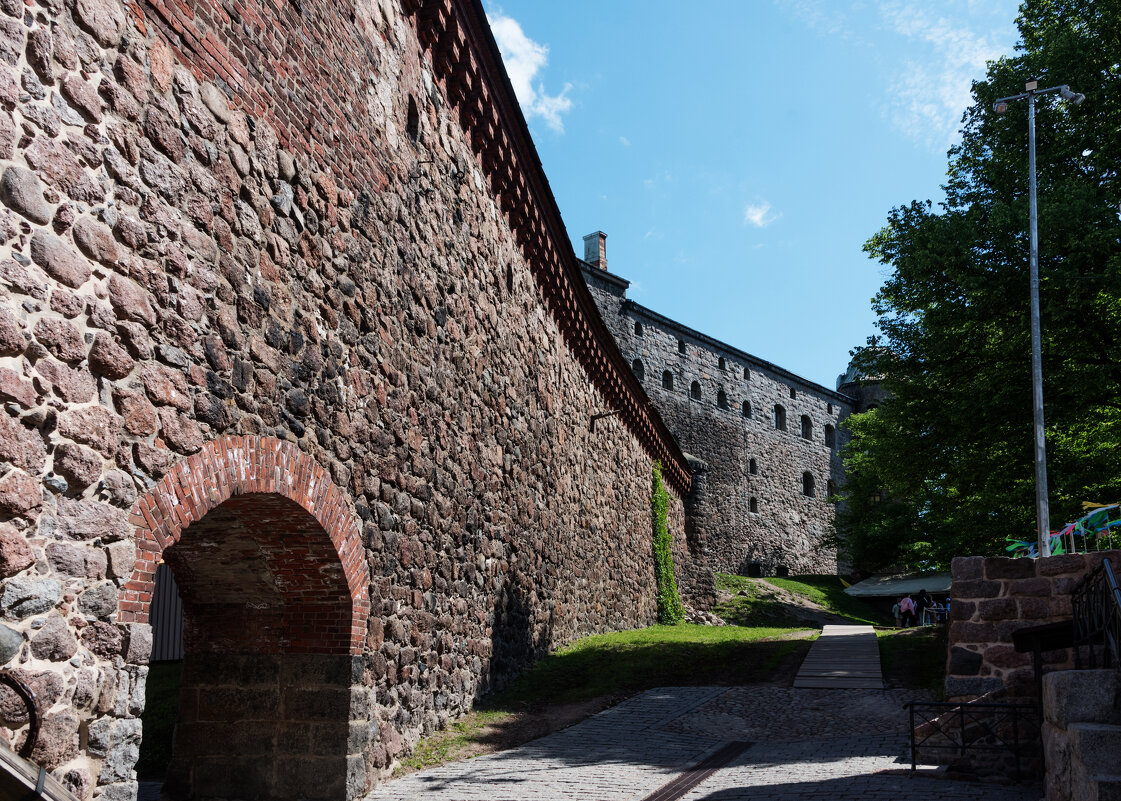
[[119, 437, 371, 801]]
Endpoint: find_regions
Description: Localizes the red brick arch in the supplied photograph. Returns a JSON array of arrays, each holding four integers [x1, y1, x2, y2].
[[120, 436, 370, 655]]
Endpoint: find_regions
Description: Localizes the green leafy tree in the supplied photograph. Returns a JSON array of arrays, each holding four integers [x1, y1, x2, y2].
[[651, 461, 684, 624], [840, 0, 1121, 570]]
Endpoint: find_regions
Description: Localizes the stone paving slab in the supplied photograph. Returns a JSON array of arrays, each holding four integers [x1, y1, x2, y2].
[[367, 686, 1039, 801], [678, 733, 1038, 801]]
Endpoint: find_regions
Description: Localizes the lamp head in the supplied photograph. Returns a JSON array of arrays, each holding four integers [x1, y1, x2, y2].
[[994, 101, 1008, 114], [1059, 85, 1086, 104]]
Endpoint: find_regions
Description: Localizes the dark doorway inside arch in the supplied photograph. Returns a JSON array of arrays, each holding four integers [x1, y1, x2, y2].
[[151, 494, 359, 801], [135, 565, 185, 783]]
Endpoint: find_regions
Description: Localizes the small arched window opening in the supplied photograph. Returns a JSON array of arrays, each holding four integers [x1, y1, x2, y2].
[[632, 358, 645, 382], [801, 415, 812, 440], [743, 367, 750, 380], [718, 356, 726, 370], [634, 320, 644, 336], [789, 387, 796, 400], [662, 370, 673, 390], [690, 381, 701, 400], [749, 497, 758, 513], [827, 403, 833, 414], [775, 565, 789, 577], [749, 458, 757, 475], [824, 424, 836, 448], [406, 95, 420, 144], [870, 489, 882, 504], [717, 389, 729, 409], [774, 404, 786, 431], [742, 400, 751, 418], [678, 339, 686, 354], [802, 471, 816, 498]]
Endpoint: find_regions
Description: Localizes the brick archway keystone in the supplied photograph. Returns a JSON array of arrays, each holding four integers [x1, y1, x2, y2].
[[120, 435, 370, 655]]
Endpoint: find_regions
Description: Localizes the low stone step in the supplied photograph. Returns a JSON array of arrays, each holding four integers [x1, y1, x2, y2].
[[1044, 669, 1121, 728], [1090, 774, 1121, 801], [1070, 722, 1121, 774]]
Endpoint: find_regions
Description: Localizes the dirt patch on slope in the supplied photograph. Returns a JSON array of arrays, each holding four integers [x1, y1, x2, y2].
[[715, 578, 858, 628]]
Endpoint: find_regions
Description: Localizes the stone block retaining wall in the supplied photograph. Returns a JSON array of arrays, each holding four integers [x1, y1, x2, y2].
[[946, 551, 1121, 698]]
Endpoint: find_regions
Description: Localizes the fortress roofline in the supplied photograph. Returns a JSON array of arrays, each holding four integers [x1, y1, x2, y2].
[[578, 261, 854, 404], [577, 257, 631, 290], [403, 0, 691, 495], [625, 299, 856, 404]]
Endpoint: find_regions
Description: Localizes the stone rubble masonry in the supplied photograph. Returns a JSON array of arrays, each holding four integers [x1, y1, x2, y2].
[[582, 264, 848, 579], [945, 551, 1121, 699], [0, 0, 700, 797]]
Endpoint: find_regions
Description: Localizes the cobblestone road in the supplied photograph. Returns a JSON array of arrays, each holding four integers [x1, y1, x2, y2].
[[368, 686, 1041, 801]]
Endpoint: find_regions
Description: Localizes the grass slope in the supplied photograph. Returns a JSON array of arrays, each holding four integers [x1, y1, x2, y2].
[[878, 626, 947, 695], [715, 573, 888, 627], [488, 623, 806, 707], [765, 575, 890, 626]]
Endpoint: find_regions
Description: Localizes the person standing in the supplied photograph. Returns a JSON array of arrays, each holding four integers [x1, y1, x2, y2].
[[917, 588, 933, 625], [900, 594, 916, 627], [891, 597, 903, 629]]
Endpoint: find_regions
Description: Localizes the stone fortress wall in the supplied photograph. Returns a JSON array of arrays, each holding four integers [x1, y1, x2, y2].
[[580, 237, 852, 577], [0, 0, 698, 799]]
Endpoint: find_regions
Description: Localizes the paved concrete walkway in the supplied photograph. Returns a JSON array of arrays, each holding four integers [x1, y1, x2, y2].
[[793, 624, 884, 689], [368, 685, 1038, 801]]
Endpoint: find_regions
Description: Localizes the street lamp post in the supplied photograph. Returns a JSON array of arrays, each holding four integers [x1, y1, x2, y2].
[[994, 81, 1085, 558]]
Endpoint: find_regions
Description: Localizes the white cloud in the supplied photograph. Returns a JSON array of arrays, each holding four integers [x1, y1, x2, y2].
[[488, 10, 573, 133], [776, 0, 853, 39], [744, 201, 780, 228], [778, 0, 1017, 151], [619, 136, 631, 147], [877, 1, 1009, 149]]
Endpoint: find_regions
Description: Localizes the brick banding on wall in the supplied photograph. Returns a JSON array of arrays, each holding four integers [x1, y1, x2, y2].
[[405, 0, 691, 495], [135, 0, 691, 497], [120, 436, 370, 656]]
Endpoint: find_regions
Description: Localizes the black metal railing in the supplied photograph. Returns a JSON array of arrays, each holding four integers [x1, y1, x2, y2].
[[905, 700, 1041, 781], [0, 671, 39, 759], [1072, 557, 1121, 670]]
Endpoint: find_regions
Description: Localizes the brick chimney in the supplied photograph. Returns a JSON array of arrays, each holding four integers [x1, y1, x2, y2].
[[583, 231, 607, 270]]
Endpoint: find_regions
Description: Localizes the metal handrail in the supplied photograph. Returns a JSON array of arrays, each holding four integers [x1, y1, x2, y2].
[[905, 700, 1040, 781], [0, 672, 40, 759], [1072, 557, 1121, 670]]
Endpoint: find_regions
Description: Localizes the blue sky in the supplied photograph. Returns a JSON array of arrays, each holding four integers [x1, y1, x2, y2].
[[485, 1, 1023, 389]]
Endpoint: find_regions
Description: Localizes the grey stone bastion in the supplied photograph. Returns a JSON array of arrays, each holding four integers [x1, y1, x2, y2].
[[580, 238, 868, 577]]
